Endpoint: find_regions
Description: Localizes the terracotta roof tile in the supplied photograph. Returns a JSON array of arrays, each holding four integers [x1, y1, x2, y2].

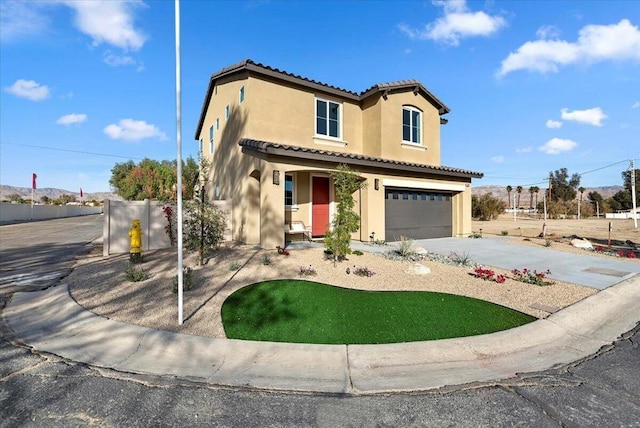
[[239, 139, 483, 178]]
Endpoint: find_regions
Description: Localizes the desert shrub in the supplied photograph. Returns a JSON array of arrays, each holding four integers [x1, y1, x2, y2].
[[299, 265, 317, 276], [501, 230, 508, 236], [396, 236, 414, 257], [511, 268, 554, 286], [125, 263, 147, 282], [472, 193, 506, 220], [172, 267, 194, 293], [351, 266, 375, 277], [469, 231, 482, 239], [449, 250, 473, 266], [261, 254, 272, 265], [352, 250, 363, 256], [229, 261, 242, 271]]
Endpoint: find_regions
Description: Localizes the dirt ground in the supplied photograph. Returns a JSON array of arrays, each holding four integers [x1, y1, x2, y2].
[[473, 214, 640, 257]]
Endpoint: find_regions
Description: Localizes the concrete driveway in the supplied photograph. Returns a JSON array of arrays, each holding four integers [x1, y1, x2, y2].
[[405, 236, 640, 290]]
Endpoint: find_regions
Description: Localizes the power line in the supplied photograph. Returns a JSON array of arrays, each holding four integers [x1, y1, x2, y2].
[[0, 141, 145, 160], [576, 159, 630, 177]]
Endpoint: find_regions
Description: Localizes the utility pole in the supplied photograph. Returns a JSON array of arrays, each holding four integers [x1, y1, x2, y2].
[[632, 159, 637, 228]]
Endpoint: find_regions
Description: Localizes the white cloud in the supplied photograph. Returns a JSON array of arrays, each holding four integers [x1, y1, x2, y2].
[[560, 107, 607, 126], [546, 119, 563, 129], [56, 113, 87, 125], [516, 147, 532, 153], [632, 101, 640, 109], [4, 79, 50, 101], [398, 0, 506, 46], [498, 19, 640, 77], [539, 138, 577, 154], [104, 119, 166, 141], [536, 25, 561, 40], [490, 156, 504, 163], [0, 0, 50, 42], [61, 0, 147, 51]]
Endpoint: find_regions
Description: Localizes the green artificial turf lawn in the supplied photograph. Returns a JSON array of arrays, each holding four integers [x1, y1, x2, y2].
[[221, 280, 537, 344]]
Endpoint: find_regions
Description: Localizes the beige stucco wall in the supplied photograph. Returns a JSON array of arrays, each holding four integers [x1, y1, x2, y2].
[[378, 91, 441, 166], [195, 71, 475, 248]]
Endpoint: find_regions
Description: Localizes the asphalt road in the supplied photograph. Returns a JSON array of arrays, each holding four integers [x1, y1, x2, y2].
[[1, 216, 639, 427]]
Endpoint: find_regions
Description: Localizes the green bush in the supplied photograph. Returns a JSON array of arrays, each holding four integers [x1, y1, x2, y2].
[[172, 267, 194, 293], [324, 165, 366, 264], [125, 262, 147, 282], [472, 193, 507, 220]]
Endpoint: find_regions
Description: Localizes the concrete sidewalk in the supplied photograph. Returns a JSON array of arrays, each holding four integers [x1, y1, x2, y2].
[[4, 274, 639, 394]]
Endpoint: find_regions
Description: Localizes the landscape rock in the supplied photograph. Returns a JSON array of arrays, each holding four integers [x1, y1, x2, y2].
[[571, 238, 594, 251], [413, 247, 428, 255], [404, 263, 431, 275]]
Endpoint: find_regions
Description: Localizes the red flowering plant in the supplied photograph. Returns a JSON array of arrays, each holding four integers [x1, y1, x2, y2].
[[472, 267, 506, 284], [276, 245, 290, 256], [162, 205, 176, 246], [511, 268, 554, 286]]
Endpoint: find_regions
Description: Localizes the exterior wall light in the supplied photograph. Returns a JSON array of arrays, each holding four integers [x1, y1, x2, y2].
[[374, 178, 379, 190], [273, 170, 280, 185]]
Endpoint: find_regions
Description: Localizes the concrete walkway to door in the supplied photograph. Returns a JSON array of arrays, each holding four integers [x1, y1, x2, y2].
[[349, 236, 640, 290]]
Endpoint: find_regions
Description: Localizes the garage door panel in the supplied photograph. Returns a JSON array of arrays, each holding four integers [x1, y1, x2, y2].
[[385, 188, 452, 240]]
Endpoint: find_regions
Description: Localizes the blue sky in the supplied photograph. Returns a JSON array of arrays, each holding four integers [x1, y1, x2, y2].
[[1, 0, 638, 193]]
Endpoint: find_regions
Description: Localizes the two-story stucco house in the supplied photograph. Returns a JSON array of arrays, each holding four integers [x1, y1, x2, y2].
[[194, 59, 482, 249]]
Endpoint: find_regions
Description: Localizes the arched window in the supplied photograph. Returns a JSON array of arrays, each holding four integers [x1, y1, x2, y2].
[[402, 106, 422, 144]]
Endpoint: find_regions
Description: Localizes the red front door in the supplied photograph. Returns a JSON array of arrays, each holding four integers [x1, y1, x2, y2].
[[312, 177, 330, 237]]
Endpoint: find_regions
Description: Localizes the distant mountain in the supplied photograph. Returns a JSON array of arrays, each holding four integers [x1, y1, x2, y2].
[[473, 185, 624, 203], [0, 185, 122, 202]]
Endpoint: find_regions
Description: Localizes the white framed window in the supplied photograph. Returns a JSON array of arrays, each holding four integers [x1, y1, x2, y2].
[[198, 138, 203, 154], [225, 105, 230, 119], [239, 86, 245, 103], [285, 174, 295, 206], [209, 125, 214, 142], [209, 140, 214, 154], [216, 118, 219, 130], [402, 106, 422, 144], [315, 98, 341, 139]]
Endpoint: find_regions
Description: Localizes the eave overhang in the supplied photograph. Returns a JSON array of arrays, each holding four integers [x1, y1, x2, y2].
[[239, 139, 483, 180]]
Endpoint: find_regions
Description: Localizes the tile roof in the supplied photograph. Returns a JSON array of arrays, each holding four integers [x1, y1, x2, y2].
[[210, 59, 360, 97], [239, 139, 483, 179]]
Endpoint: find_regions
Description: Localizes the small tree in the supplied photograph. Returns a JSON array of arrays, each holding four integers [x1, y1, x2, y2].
[[472, 193, 506, 220], [324, 164, 366, 264]]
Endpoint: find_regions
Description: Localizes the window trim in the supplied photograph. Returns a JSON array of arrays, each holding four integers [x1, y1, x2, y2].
[[209, 125, 214, 142], [209, 140, 214, 154], [315, 97, 342, 140], [402, 105, 422, 145], [239, 86, 245, 104]]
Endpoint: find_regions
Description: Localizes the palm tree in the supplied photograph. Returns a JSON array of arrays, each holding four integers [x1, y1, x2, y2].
[[528, 186, 535, 209], [532, 186, 540, 209], [516, 186, 523, 209], [578, 186, 586, 219], [506, 185, 512, 206]]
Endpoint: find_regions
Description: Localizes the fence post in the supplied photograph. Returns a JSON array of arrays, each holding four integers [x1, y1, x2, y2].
[[103, 199, 110, 256]]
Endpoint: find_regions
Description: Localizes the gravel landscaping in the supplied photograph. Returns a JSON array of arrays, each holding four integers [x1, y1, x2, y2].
[[67, 241, 596, 340]]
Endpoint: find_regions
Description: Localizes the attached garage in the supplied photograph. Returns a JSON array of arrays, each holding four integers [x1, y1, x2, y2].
[[384, 188, 453, 240]]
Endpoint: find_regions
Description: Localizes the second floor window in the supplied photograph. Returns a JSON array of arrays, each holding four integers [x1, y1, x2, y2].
[[402, 106, 421, 144], [209, 125, 214, 142], [316, 98, 341, 138]]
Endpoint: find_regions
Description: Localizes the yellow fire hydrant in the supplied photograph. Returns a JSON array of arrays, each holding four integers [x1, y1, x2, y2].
[[128, 219, 143, 263]]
